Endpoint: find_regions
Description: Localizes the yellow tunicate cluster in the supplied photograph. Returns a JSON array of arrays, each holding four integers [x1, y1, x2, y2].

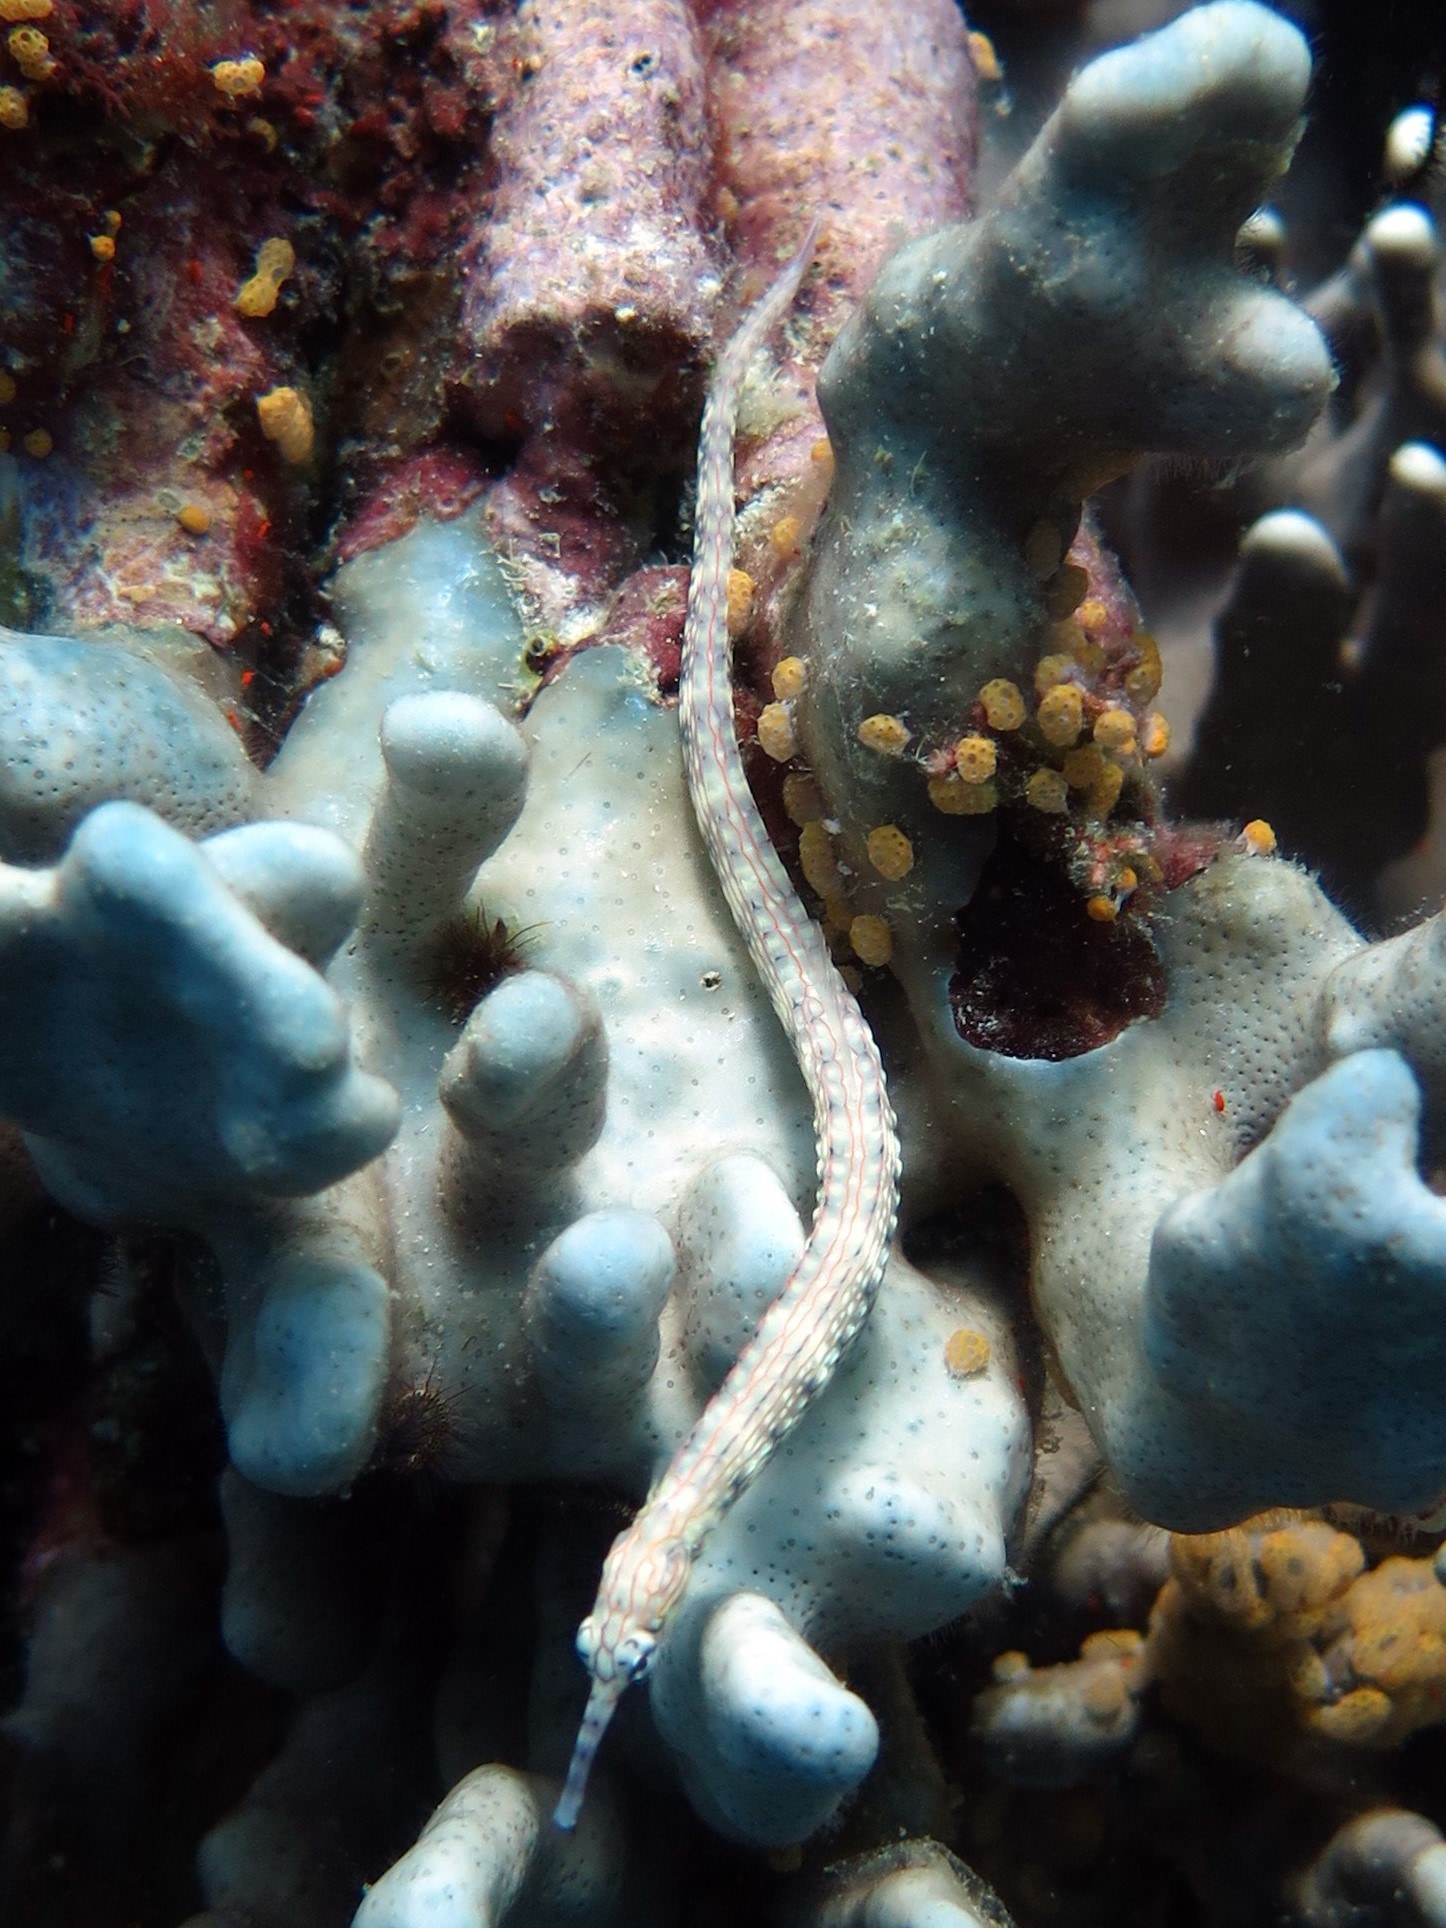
[[0, 0, 52, 19], [979, 678, 1025, 731], [256, 383, 313, 464], [212, 55, 266, 99], [1093, 707, 1137, 756], [1025, 768, 1068, 814], [954, 733, 996, 784], [1037, 682, 1083, 747], [176, 502, 212, 536], [755, 701, 796, 763], [7, 22, 52, 78], [857, 712, 911, 756], [0, 83, 27, 128], [1085, 895, 1117, 923], [848, 913, 892, 967], [928, 772, 996, 815], [725, 568, 755, 638], [781, 772, 823, 826], [865, 824, 913, 880], [1147, 1516, 1446, 1765], [89, 233, 115, 262], [944, 1326, 991, 1376], [771, 655, 807, 701], [798, 820, 842, 900], [1242, 819, 1277, 856], [1076, 596, 1108, 632], [236, 236, 296, 318]]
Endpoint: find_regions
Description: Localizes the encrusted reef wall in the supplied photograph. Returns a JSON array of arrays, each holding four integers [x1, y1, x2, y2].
[[3, 3, 1446, 1926]]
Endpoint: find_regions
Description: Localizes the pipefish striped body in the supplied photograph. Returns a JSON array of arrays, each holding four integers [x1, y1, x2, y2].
[[555, 226, 901, 1831]]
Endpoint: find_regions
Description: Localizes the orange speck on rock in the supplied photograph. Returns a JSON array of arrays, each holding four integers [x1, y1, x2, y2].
[[1085, 895, 1117, 923], [88, 233, 116, 263], [1242, 819, 1277, 856], [945, 1327, 991, 1376], [176, 502, 212, 535]]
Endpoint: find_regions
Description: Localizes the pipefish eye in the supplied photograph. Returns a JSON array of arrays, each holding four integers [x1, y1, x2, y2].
[[618, 1631, 656, 1683]]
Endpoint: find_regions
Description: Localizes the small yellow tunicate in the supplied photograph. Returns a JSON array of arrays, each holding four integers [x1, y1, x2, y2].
[[1125, 632, 1163, 705], [866, 824, 914, 880], [769, 513, 801, 558], [857, 712, 911, 756], [848, 913, 892, 967], [1037, 682, 1084, 747], [929, 773, 996, 816], [176, 502, 212, 536], [1033, 652, 1075, 694], [726, 567, 754, 639], [1076, 596, 1108, 631], [8, 22, 51, 77], [0, 0, 52, 19], [781, 772, 824, 826], [954, 733, 997, 784], [1116, 867, 1138, 894], [810, 435, 833, 470], [966, 28, 1001, 83], [1085, 895, 1118, 923], [0, 370, 15, 404], [247, 116, 279, 152], [21, 426, 51, 457], [1093, 707, 1137, 755], [89, 233, 116, 263], [0, 84, 28, 128], [211, 55, 266, 100], [1085, 760, 1125, 819], [1140, 712, 1171, 758], [755, 701, 797, 763], [1063, 742, 1105, 790], [1060, 622, 1107, 678], [255, 383, 314, 464], [1242, 818, 1278, 855], [236, 235, 296, 317], [979, 678, 1025, 731], [103, 209, 122, 235], [992, 1650, 1031, 1685], [771, 655, 807, 701], [798, 819, 842, 899], [945, 1327, 991, 1377], [1023, 519, 1063, 578], [1025, 768, 1069, 814]]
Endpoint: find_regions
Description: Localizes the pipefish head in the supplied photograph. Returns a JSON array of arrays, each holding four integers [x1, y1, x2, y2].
[[552, 1523, 692, 1830]]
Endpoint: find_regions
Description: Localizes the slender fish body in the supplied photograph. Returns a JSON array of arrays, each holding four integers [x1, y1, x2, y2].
[[555, 227, 902, 1831]]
